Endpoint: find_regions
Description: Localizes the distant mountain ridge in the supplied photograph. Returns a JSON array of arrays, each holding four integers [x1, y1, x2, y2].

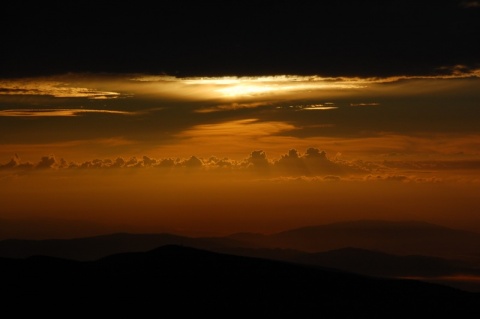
[[3, 219, 480, 262], [229, 219, 480, 258], [3, 219, 480, 293]]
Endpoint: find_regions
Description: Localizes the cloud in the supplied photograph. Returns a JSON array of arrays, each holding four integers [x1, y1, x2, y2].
[[382, 160, 480, 171], [0, 154, 35, 170], [274, 103, 338, 111], [195, 102, 270, 113], [181, 156, 204, 168], [130, 74, 368, 102], [0, 149, 356, 176], [246, 150, 270, 169], [363, 174, 446, 184], [36, 155, 56, 169], [273, 148, 369, 176], [350, 103, 380, 107], [2, 71, 478, 105], [323, 175, 342, 181], [142, 156, 157, 167], [0, 78, 121, 98], [2, 148, 479, 185], [0, 109, 135, 117], [204, 157, 237, 168], [0, 155, 19, 169], [178, 119, 295, 138]]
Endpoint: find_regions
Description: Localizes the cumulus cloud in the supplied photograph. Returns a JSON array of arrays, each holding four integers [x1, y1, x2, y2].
[[36, 156, 56, 169], [157, 158, 176, 168], [246, 150, 270, 170], [275, 149, 307, 174], [2, 149, 478, 183], [273, 147, 369, 176], [181, 156, 204, 167], [0, 155, 20, 169], [204, 156, 236, 168], [142, 156, 157, 167]]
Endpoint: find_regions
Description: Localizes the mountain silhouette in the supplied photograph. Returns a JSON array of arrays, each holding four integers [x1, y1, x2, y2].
[[229, 220, 480, 259], [292, 247, 480, 278], [2, 245, 480, 317], [0, 232, 247, 260], [3, 219, 480, 294], [4, 220, 480, 261]]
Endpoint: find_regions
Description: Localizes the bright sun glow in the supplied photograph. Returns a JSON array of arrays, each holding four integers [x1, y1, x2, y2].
[[217, 85, 280, 97], [182, 76, 367, 98]]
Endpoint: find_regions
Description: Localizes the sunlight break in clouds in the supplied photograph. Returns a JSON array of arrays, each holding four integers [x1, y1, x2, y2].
[[133, 74, 367, 99]]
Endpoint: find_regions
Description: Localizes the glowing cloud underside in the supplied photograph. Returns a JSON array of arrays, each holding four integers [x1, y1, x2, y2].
[[0, 109, 135, 117]]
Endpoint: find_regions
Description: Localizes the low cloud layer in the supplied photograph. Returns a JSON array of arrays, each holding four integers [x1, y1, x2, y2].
[[2, 148, 479, 184]]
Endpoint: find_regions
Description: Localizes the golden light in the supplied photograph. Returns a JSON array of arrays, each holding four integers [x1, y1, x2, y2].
[[217, 84, 280, 97], [179, 75, 366, 99]]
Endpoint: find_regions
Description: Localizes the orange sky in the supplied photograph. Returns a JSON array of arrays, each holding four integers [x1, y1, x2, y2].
[[1, 72, 480, 238]]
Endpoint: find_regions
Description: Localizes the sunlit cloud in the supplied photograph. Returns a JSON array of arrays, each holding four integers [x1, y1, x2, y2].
[[124, 70, 480, 109], [1, 72, 479, 165], [131, 75, 368, 100], [301, 104, 338, 110], [350, 103, 380, 107], [0, 109, 136, 117], [0, 78, 121, 99], [1, 70, 478, 115], [178, 119, 295, 138], [195, 102, 270, 113]]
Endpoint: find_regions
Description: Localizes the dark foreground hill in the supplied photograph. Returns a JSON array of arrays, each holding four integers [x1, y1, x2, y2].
[[292, 247, 480, 278], [1, 245, 479, 318]]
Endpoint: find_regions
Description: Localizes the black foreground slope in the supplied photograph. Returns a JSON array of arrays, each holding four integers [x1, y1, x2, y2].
[[292, 247, 480, 278], [0, 232, 247, 260], [1, 245, 479, 317]]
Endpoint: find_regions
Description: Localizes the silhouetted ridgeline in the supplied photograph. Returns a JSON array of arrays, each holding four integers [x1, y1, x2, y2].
[[229, 220, 480, 258], [3, 220, 480, 293], [0, 232, 248, 260], [1, 245, 479, 317], [3, 220, 480, 261]]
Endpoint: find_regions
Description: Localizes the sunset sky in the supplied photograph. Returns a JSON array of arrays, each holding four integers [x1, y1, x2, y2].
[[1, 1, 479, 238]]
